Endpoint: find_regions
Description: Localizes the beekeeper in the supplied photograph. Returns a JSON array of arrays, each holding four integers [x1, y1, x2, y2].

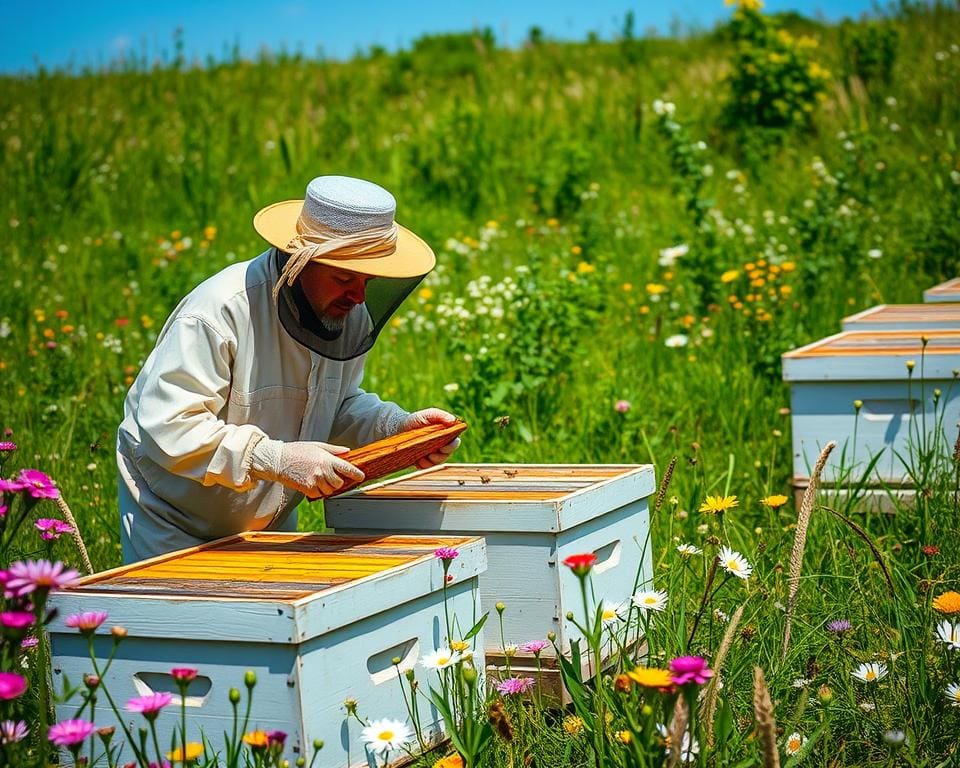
[[117, 176, 459, 563]]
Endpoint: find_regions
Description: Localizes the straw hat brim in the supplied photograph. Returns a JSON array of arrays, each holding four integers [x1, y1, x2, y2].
[[253, 199, 436, 279]]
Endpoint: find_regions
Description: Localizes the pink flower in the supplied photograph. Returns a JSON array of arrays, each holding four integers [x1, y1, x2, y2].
[[6, 559, 80, 596], [0, 611, 35, 631], [20, 636, 38, 649], [65, 611, 109, 635], [0, 673, 28, 700], [434, 547, 460, 562], [35, 518, 75, 540], [45, 341, 57, 350], [519, 639, 550, 654], [496, 677, 536, 695], [614, 399, 631, 413], [670, 655, 714, 685], [126, 692, 174, 719], [17, 469, 59, 500], [0, 506, 7, 518], [0, 720, 29, 744], [48, 718, 96, 747], [0, 442, 15, 452], [0, 479, 24, 494], [171, 667, 198, 683]]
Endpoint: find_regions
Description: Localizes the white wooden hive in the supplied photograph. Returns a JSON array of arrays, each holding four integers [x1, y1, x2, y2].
[[782, 330, 960, 486], [924, 278, 960, 303], [842, 303, 960, 331], [325, 464, 656, 670], [48, 532, 486, 768]]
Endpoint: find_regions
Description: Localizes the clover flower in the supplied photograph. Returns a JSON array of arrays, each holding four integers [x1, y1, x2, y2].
[[826, 619, 852, 634]]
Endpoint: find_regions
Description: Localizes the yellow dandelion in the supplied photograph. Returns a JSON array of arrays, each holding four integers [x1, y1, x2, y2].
[[546, 218, 559, 228], [622, 282, 633, 292], [485, 220, 499, 229], [167, 742, 204, 763], [762, 494, 789, 509], [615, 730, 632, 744], [563, 715, 584, 735], [577, 261, 595, 274], [780, 261, 796, 272], [203, 225, 217, 240], [418, 288, 434, 301], [720, 269, 740, 283], [933, 591, 960, 615], [699, 495, 739, 514], [626, 667, 674, 688], [571, 245, 583, 256], [450, 640, 470, 652], [434, 754, 464, 768], [645, 282, 667, 295], [242, 731, 269, 749]]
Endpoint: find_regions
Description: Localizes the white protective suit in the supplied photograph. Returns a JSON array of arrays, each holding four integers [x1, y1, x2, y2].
[[116, 249, 407, 563]]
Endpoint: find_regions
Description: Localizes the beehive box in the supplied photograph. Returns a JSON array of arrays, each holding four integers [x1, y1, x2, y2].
[[842, 303, 960, 331], [924, 278, 960, 303], [48, 533, 486, 768], [782, 330, 960, 490], [325, 464, 656, 679]]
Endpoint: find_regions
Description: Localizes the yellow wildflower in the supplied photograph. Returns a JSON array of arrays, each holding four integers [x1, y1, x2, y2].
[[563, 715, 584, 735], [571, 245, 583, 256], [167, 742, 204, 763], [546, 218, 559, 228], [615, 730, 632, 744], [622, 282, 633, 292], [645, 282, 667, 295], [577, 261, 595, 274], [720, 270, 740, 283], [762, 494, 789, 509], [485, 220, 499, 229], [203, 225, 217, 241], [450, 640, 470, 652], [419, 288, 434, 301], [434, 754, 465, 768], [933, 591, 960, 614], [699, 495, 739, 514], [626, 667, 674, 688], [242, 731, 269, 749]]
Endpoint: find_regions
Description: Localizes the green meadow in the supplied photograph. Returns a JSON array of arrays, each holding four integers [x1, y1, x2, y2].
[[0, 0, 959, 764]]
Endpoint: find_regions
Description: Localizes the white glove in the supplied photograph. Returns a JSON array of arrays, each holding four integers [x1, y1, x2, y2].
[[249, 437, 365, 499], [395, 408, 461, 469]]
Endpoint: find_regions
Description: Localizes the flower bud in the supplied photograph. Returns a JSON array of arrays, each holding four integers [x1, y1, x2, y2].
[[546, 631, 556, 642], [84, 674, 100, 690], [641, 704, 653, 717], [853, 399, 863, 411], [344, 698, 358, 715], [614, 674, 632, 693], [296, 759, 306, 767], [312, 739, 324, 751], [565, 611, 574, 621], [97, 726, 115, 745], [405, 669, 416, 682], [462, 666, 478, 687], [111, 625, 128, 640], [906, 360, 915, 372], [495, 602, 505, 614], [229, 687, 241, 704], [392, 657, 402, 666], [817, 684, 833, 703], [244, 670, 257, 689]]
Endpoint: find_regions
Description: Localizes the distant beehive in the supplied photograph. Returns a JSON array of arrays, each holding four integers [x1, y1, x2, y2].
[[326, 463, 656, 690], [924, 277, 960, 303], [842, 303, 960, 331], [49, 533, 486, 768]]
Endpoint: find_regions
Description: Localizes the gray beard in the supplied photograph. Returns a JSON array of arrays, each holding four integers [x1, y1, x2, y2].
[[318, 313, 346, 334]]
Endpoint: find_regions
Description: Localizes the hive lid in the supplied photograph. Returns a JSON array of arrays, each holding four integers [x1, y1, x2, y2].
[[842, 303, 960, 330], [782, 330, 960, 381], [325, 463, 656, 533], [48, 533, 485, 643], [924, 277, 960, 303]]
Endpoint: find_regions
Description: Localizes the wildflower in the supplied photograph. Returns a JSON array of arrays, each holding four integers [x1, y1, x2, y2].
[[562, 553, 597, 576], [0, 673, 27, 700], [0, 611, 34, 631], [664, 334, 688, 348], [267, 730, 286, 748], [449, 640, 471, 652], [0, 720, 28, 744], [656, 723, 700, 763], [632, 589, 668, 613], [48, 719, 96, 747], [600, 600, 626, 625], [718, 546, 753, 579], [714, 608, 730, 623], [0, 442, 16, 452], [562, 715, 584, 735], [16, 469, 59, 499], [699, 495, 739, 514], [936, 620, 960, 650], [946, 682, 960, 706], [761, 494, 789, 508], [676, 543, 701, 557], [627, 667, 673, 688], [933, 591, 960, 614], [242, 730, 269, 749], [614, 399, 631, 413], [922, 545, 939, 557], [496, 677, 535, 695], [645, 283, 667, 295], [785, 732, 807, 755], [360, 718, 413, 754], [65, 611, 109, 635], [171, 668, 198, 683], [658, 244, 689, 267], [670, 656, 713, 686], [167, 742, 204, 762], [5, 559, 80, 596], [826, 619, 852, 634], [867, 248, 883, 259], [792, 677, 812, 688], [851, 662, 887, 683], [0, 478, 25, 493], [421, 648, 462, 670], [35, 518, 74, 540], [720, 269, 740, 283], [126, 692, 174, 719], [615, 730, 632, 744], [883, 730, 906, 746], [20, 636, 38, 649], [434, 547, 459, 562], [519, 639, 550, 654]]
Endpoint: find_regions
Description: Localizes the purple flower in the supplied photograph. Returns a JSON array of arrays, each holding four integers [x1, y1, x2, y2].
[[496, 677, 536, 695], [0, 673, 28, 700], [0, 720, 29, 744], [826, 619, 852, 634], [0, 611, 34, 631], [0, 479, 24, 494], [17, 469, 59, 499], [6, 560, 80, 596], [614, 399, 632, 414], [126, 692, 174, 719], [434, 547, 460, 562], [669, 656, 714, 685], [48, 718, 96, 747], [519, 639, 550, 654], [35, 518, 74, 540], [65, 611, 109, 635], [267, 730, 287, 747], [0, 442, 15, 452], [20, 636, 38, 649]]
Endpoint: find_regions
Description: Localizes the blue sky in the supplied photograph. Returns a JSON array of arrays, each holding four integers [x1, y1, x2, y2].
[[2, 0, 885, 75]]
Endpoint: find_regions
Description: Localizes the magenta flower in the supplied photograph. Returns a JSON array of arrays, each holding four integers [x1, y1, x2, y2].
[[434, 547, 460, 562], [0, 442, 16, 452], [267, 730, 287, 747], [0, 479, 24, 493], [0, 673, 28, 700], [0, 506, 7, 518], [6, 559, 80, 596], [17, 469, 59, 500], [171, 667, 198, 683], [0, 611, 35, 631], [614, 399, 632, 413], [65, 611, 109, 635], [0, 720, 29, 744], [496, 677, 536, 695], [35, 518, 75, 540], [670, 656, 714, 685], [519, 639, 550, 654], [126, 692, 174, 719], [20, 636, 38, 649], [48, 718, 96, 747]]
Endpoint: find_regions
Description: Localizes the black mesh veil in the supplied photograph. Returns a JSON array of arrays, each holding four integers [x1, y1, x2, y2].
[[274, 248, 424, 361]]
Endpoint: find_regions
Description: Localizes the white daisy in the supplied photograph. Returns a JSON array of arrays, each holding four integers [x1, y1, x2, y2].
[[852, 662, 887, 683], [785, 732, 807, 756], [935, 620, 960, 650], [632, 589, 668, 613], [714, 608, 730, 623], [946, 682, 960, 707], [420, 648, 462, 670], [676, 543, 702, 557], [361, 718, 413, 754], [600, 600, 627, 625], [718, 546, 753, 580], [664, 334, 689, 348]]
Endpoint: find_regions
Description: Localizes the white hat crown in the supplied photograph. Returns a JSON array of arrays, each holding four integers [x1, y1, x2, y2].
[[302, 176, 396, 234]]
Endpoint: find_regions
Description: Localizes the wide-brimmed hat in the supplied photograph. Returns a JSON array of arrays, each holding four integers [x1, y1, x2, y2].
[[254, 175, 435, 282]]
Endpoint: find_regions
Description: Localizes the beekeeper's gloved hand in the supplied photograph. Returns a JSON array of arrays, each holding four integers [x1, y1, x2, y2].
[[249, 438, 365, 498], [394, 408, 461, 469]]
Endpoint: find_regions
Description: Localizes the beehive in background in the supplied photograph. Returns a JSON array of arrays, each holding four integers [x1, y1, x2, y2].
[[326, 464, 656, 685], [782, 330, 960, 503], [924, 278, 960, 303], [49, 533, 486, 768], [842, 303, 960, 331]]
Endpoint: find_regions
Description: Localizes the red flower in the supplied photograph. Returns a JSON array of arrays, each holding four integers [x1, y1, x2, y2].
[[562, 553, 598, 577]]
